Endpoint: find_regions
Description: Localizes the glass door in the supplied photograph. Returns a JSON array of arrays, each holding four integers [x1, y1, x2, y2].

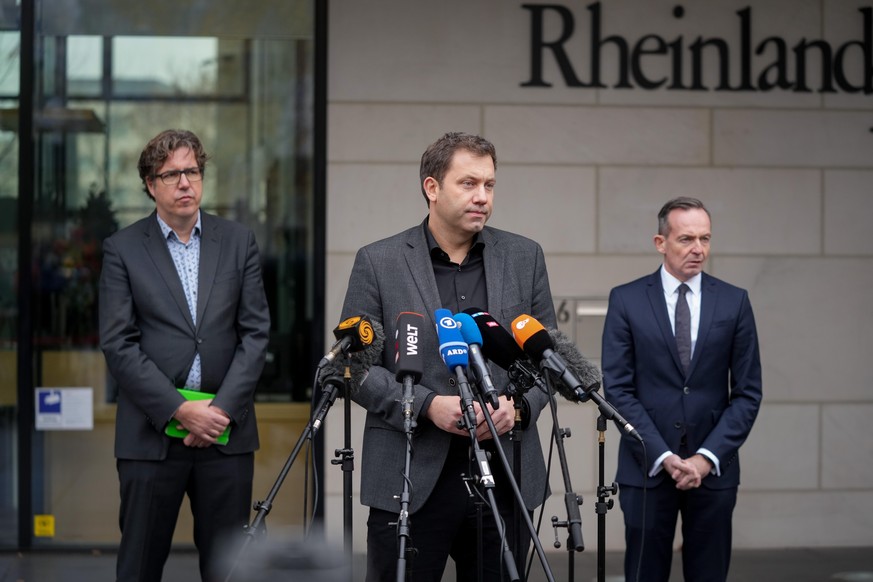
[[3, 0, 321, 548]]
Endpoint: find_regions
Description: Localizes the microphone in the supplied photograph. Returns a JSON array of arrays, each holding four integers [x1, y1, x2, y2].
[[462, 308, 525, 370], [318, 315, 377, 369], [463, 307, 546, 397], [512, 314, 642, 442], [394, 312, 424, 384], [511, 314, 600, 399], [435, 308, 468, 373], [453, 312, 500, 409], [318, 319, 385, 393]]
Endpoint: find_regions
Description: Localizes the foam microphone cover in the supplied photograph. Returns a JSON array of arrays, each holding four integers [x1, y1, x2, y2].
[[548, 328, 602, 393], [320, 319, 385, 393], [435, 308, 468, 370], [462, 307, 525, 370], [394, 312, 424, 383]]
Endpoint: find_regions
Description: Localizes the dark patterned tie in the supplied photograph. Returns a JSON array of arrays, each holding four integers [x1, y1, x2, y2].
[[675, 283, 691, 375]]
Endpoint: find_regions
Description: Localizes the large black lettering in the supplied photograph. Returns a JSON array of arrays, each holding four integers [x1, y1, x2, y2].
[[689, 37, 732, 90], [793, 39, 836, 93], [588, 1, 631, 88], [631, 34, 669, 89], [755, 37, 792, 91], [832, 7, 873, 93], [521, 4, 584, 87]]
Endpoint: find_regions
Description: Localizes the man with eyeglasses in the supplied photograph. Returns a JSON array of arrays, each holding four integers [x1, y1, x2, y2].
[[99, 129, 270, 581]]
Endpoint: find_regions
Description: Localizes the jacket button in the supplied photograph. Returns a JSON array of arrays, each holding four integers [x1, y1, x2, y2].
[[674, 421, 683, 429], [197, 338, 203, 344], [448, 378, 456, 387], [683, 386, 690, 394]]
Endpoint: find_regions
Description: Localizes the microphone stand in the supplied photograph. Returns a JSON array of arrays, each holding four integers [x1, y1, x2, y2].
[[459, 367, 558, 582], [540, 370, 585, 581], [454, 366, 521, 582], [331, 362, 356, 572], [224, 366, 348, 582], [595, 414, 618, 582], [395, 373, 416, 582]]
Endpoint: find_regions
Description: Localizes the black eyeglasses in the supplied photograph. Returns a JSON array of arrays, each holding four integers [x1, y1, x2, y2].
[[154, 167, 203, 186]]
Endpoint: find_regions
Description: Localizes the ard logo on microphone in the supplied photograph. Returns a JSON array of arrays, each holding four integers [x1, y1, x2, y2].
[[444, 348, 466, 357]]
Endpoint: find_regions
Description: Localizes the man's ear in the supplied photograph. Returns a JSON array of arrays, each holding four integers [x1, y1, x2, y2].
[[653, 234, 666, 255], [423, 176, 439, 203]]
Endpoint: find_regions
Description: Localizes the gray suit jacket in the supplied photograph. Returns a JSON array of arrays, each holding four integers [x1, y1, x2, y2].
[[340, 220, 556, 513], [99, 211, 270, 459]]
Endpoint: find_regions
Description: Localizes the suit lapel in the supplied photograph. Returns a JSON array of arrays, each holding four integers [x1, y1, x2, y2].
[[403, 225, 443, 328], [646, 269, 685, 376], [196, 213, 221, 331], [481, 228, 504, 315], [689, 273, 718, 377], [142, 213, 195, 332]]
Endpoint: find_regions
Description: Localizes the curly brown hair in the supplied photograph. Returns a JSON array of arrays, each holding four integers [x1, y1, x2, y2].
[[137, 129, 209, 199]]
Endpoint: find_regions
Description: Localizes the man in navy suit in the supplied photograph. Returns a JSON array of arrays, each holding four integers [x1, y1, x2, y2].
[[602, 197, 762, 582], [99, 129, 270, 581]]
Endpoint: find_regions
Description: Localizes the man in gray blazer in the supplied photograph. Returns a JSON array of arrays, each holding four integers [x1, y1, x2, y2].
[[339, 132, 556, 581], [99, 129, 270, 582]]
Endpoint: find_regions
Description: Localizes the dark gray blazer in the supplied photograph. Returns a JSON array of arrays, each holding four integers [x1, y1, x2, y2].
[[340, 220, 556, 513], [99, 211, 270, 459]]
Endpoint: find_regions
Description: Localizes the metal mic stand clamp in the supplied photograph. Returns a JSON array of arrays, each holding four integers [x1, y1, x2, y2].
[[328, 360, 356, 570]]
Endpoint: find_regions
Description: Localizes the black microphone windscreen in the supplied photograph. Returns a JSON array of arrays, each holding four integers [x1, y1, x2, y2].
[[548, 328, 602, 394], [320, 319, 385, 395], [463, 308, 524, 370], [395, 312, 424, 383]]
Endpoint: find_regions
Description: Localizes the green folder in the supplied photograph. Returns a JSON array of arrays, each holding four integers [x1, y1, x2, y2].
[[165, 388, 231, 445]]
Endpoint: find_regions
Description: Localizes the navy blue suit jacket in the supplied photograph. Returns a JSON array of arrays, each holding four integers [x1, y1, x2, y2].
[[602, 269, 762, 490]]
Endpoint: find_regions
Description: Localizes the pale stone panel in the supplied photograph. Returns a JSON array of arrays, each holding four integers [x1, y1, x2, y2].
[[544, 255, 660, 299], [715, 257, 873, 402], [599, 167, 822, 254], [733, 490, 873, 547], [822, 404, 873, 489], [485, 106, 710, 165], [325, 253, 355, 346], [328, 104, 482, 162], [714, 110, 873, 167], [488, 165, 597, 254], [824, 170, 873, 256], [327, 163, 424, 253], [740, 404, 820, 490], [328, 0, 596, 105]]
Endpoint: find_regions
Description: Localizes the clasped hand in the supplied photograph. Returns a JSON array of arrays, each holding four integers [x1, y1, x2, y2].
[[427, 394, 515, 440], [172, 399, 230, 448], [663, 453, 712, 490]]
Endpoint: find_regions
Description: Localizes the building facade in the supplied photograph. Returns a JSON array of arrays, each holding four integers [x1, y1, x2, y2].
[[1, 0, 871, 560]]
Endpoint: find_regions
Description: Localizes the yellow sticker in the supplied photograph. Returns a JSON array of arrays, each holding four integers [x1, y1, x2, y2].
[[34, 514, 55, 537]]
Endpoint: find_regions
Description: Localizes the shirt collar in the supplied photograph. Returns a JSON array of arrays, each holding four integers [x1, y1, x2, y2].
[[156, 211, 201, 242], [660, 265, 702, 296], [422, 216, 483, 259]]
